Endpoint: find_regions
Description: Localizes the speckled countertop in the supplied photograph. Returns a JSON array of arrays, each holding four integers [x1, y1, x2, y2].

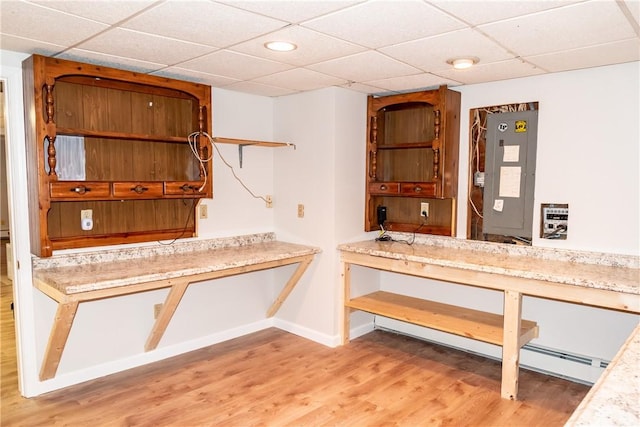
[[565, 323, 640, 426], [338, 235, 639, 296], [32, 233, 321, 295]]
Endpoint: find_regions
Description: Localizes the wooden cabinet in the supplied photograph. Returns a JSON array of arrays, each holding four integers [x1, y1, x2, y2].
[[365, 86, 460, 236], [23, 55, 212, 257]]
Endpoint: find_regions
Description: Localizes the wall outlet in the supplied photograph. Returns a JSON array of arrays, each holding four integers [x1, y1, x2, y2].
[[199, 204, 208, 219], [420, 202, 429, 218], [153, 303, 163, 319], [266, 195, 273, 208], [297, 204, 304, 218]]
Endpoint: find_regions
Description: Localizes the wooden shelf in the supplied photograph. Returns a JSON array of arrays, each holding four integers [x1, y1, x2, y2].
[[346, 291, 538, 347], [212, 136, 295, 167], [377, 141, 433, 149], [212, 136, 294, 148], [57, 128, 189, 144]]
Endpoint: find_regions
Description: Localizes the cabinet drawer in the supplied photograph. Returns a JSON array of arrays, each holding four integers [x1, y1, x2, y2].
[[400, 182, 437, 197], [50, 181, 110, 199], [368, 182, 400, 195], [164, 181, 206, 196], [113, 182, 164, 198]]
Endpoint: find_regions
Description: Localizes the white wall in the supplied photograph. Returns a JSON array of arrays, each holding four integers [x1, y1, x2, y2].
[[457, 62, 640, 255], [270, 87, 370, 344], [379, 62, 640, 382]]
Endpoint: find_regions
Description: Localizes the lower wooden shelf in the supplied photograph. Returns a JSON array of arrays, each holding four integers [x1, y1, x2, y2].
[[346, 291, 538, 347]]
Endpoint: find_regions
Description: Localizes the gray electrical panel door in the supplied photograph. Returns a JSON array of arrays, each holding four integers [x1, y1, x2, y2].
[[483, 110, 538, 239]]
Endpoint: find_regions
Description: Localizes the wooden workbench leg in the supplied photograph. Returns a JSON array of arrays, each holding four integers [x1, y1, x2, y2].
[[501, 290, 523, 400], [266, 256, 313, 317], [145, 280, 189, 351], [40, 301, 79, 380], [341, 261, 351, 345]]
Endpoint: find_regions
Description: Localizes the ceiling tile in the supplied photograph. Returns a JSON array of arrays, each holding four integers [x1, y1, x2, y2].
[[339, 81, 388, 95], [0, 34, 66, 57], [252, 68, 347, 92], [365, 73, 461, 93], [308, 51, 422, 82], [303, 0, 465, 49], [30, 0, 158, 25], [223, 80, 299, 97], [75, 28, 215, 65], [0, 1, 108, 46], [380, 28, 513, 73], [429, 0, 583, 25], [524, 38, 640, 72], [57, 49, 167, 73], [479, 1, 637, 57], [151, 67, 241, 88], [179, 50, 295, 80], [435, 58, 545, 85], [121, 0, 288, 48], [229, 25, 366, 66], [218, 0, 364, 24], [620, 0, 640, 25]]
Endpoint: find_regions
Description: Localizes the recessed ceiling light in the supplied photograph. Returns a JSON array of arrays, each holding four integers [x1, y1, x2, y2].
[[264, 41, 297, 52], [447, 57, 479, 69]]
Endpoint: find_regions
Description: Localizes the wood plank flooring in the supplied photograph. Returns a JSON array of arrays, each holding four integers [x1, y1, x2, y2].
[[1, 276, 589, 426]]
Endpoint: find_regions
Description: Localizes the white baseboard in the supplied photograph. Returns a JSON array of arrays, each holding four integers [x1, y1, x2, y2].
[[273, 318, 340, 347]]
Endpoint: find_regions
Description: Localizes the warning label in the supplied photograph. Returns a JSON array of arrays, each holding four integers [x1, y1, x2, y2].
[[515, 120, 527, 133]]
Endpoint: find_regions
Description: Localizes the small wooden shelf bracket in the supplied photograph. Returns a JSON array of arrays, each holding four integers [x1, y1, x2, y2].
[[211, 136, 296, 168]]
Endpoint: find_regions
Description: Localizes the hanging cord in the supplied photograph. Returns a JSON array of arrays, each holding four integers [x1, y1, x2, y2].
[[157, 196, 198, 245], [192, 131, 270, 204], [187, 132, 214, 192]]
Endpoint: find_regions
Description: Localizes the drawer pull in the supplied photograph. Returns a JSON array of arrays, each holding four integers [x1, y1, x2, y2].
[[131, 185, 149, 194], [180, 183, 195, 192], [414, 186, 422, 192], [380, 184, 387, 191], [70, 185, 90, 194]]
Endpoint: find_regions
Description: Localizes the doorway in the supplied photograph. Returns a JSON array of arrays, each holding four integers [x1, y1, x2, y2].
[[1, 80, 9, 273]]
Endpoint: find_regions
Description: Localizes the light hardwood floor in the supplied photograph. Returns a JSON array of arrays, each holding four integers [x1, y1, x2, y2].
[[1, 276, 589, 426]]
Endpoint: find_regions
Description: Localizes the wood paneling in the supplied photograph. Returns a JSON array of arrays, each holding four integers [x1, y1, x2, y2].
[[47, 199, 195, 239]]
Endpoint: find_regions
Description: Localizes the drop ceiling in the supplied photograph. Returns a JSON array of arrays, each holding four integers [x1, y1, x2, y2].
[[1, 0, 639, 97]]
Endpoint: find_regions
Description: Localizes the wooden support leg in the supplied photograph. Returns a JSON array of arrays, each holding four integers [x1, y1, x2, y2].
[[341, 261, 351, 345], [40, 301, 79, 380], [266, 256, 313, 317], [145, 280, 190, 351], [501, 290, 523, 400]]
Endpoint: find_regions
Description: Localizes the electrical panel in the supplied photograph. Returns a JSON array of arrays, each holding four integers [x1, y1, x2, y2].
[[483, 110, 538, 240]]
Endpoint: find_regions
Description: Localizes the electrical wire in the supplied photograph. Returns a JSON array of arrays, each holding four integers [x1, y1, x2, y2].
[[193, 131, 270, 205], [374, 214, 428, 245], [157, 197, 198, 245], [187, 132, 213, 192]]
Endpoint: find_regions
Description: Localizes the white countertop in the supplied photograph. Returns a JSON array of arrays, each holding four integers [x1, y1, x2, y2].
[[32, 233, 320, 295], [338, 238, 639, 296], [566, 323, 640, 426]]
